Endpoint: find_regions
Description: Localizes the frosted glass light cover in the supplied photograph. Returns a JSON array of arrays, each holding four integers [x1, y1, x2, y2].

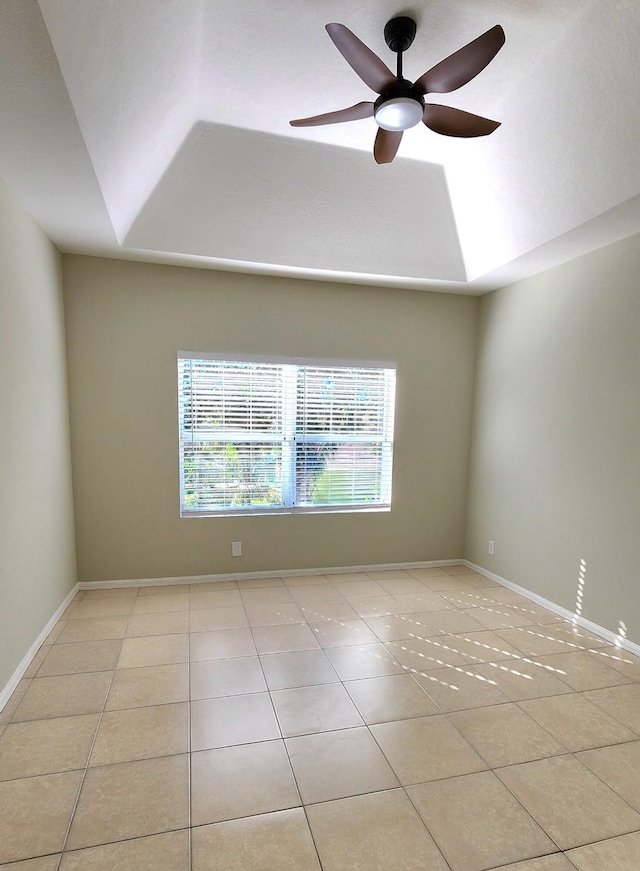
[[375, 97, 424, 131]]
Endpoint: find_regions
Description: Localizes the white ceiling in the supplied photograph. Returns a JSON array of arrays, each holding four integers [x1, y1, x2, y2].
[[1, 0, 640, 293]]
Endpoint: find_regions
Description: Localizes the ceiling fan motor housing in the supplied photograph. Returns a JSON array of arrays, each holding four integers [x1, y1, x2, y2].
[[383, 16, 417, 53]]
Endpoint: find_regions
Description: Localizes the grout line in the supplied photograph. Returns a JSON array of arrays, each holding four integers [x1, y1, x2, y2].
[[57, 639, 123, 859]]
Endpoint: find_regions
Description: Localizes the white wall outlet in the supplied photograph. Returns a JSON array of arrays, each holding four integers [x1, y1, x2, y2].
[[231, 541, 242, 557], [488, 539, 495, 556]]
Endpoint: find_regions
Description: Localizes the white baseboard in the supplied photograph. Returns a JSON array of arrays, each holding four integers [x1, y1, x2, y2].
[[464, 560, 640, 659], [0, 582, 80, 713], [77, 559, 464, 590]]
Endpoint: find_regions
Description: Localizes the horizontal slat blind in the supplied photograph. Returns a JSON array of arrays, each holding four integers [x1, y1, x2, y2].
[[178, 356, 395, 516], [295, 366, 394, 507]]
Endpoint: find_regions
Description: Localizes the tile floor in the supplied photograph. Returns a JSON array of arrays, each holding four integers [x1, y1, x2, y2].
[[1, 566, 640, 869]]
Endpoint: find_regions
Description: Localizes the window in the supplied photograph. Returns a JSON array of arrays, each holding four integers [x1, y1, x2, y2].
[[177, 353, 396, 516]]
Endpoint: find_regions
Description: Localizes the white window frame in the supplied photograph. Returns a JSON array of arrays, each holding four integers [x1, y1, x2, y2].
[[177, 351, 396, 517]]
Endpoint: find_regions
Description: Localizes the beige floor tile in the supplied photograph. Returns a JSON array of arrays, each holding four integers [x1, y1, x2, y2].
[[344, 674, 439, 724], [487, 587, 531, 605], [0, 770, 83, 863], [309, 619, 378, 648], [260, 649, 339, 690], [190, 656, 266, 700], [365, 569, 411, 580], [593, 647, 640, 680], [485, 858, 574, 871], [386, 637, 469, 674], [414, 665, 509, 712], [190, 627, 256, 661], [12, 672, 112, 722], [190, 580, 239, 592], [439, 589, 500, 609], [475, 659, 573, 702], [496, 755, 640, 850], [298, 600, 358, 623], [1, 856, 62, 870], [519, 693, 637, 752], [191, 692, 280, 750], [89, 703, 188, 765], [189, 606, 249, 632], [237, 576, 284, 588], [441, 630, 523, 664], [63, 599, 135, 619], [288, 583, 344, 603], [496, 627, 586, 657], [423, 576, 477, 592], [117, 634, 188, 668], [348, 595, 410, 618], [449, 703, 567, 767], [412, 609, 487, 636], [60, 829, 189, 870], [549, 623, 612, 649], [240, 586, 294, 605], [306, 789, 448, 871], [37, 640, 121, 676], [408, 566, 458, 580], [139, 584, 190, 596], [284, 575, 328, 586], [325, 643, 404, 680], [508, 603, 565, 626], [584, 683, 640, 732], [408, 771, 555, 871], [66, 754, 189, 850], [375, 577, 430, 595], [328, 572, 371, 582], [271, 683, 363, 737], [191, 740, 300, 825], [189, 590, 243, 609], [44, 620, 67, 644], [105, 663, 189, 710], [57, 617, 129, 643], [126, 610, 189, 637], [252, 623, 320, 654], [0, 714, 99, 781], [577, 741, 640, 811], [286, 726, 399, 803], [22, 646, 50, 679], [81, 586, 138, 599], [566, 831, 640, 871], [364, 613, 435, 642], [244, 602, 305, 627], [334, 580, 387, 598], [370, 715, 486, 785], [467, 605, 537, 631], [192, 808, 321, 871], [131, 594, 189, 614], [535, 650, 630, 691], [391, 591, 454, 613]]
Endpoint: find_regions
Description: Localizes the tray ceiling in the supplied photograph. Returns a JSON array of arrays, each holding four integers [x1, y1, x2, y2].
[[1, 0, 639, 293]]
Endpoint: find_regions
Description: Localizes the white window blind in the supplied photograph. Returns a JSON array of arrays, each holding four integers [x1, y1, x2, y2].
[[178, 355, 396, 516]]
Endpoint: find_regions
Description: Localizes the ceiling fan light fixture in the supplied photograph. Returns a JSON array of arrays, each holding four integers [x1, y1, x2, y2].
[[374, 96, 423, 131]]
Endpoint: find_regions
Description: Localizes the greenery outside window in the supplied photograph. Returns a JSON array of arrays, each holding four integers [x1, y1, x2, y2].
[[178, 353, 396, 516]]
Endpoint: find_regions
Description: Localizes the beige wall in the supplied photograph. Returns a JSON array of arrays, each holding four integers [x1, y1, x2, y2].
[[63, 255, 478, 582], [466, 232, 640, 645], [0, 179, 76, 688]]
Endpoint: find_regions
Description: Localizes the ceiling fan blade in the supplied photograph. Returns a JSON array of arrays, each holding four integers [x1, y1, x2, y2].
[[290, 101, 374, 127], [423, 104, 500, 137], [414, 25, 505, 95], [326, 23, 396, 94], [374, 128, 403, 164]]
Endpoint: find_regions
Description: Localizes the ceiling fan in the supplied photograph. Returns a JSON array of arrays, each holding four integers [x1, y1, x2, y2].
[[290, 17, 505, 164]]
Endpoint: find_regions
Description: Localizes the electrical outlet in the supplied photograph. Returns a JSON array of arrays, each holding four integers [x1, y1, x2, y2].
[[231, 541, 242, 557], [488, 540, 495, 556]]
